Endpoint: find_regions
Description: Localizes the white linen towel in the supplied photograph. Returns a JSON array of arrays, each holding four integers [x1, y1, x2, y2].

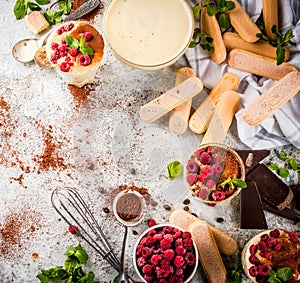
[[185, 0, 300, 149]]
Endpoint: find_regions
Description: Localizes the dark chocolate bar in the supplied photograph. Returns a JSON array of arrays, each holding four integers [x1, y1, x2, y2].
[[247, 164, 294, 210], [236, 149, 270, 174], [240, 181, 268, 229]]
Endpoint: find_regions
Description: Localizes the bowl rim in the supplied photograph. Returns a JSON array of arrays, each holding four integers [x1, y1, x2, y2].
[[102, 0, 195, 70], [185, 143, 246, 204], [132, 223, 199, 283]]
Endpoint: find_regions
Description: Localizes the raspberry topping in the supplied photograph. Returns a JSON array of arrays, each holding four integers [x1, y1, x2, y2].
[[269, 229, 280, 238], [79, 55, 91, 66], [64, 22, 74, 31], [68, 225, 78, 234], [289, 231, 299, 243], [60, 62, 71, 72], [205, 179, 216, 189], [186, 160, 199, 173], [187, 173, 197, 185], [163, 249, 175, 260], [70, 48, 78, 57], [199, 152, 211, 165], [83, 31, 92, 41], [148, 219, 157, 227]]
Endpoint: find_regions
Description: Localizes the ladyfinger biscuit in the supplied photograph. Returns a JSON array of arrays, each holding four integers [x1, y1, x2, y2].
[[202, 7, 226, 64], [169, 67, 196, 134], [223, 32, 289, 61], [189, 72, 240, 134], [228, 49, 298, 80], [263, 0, 278, 40], [201, 90, 240, 144], [169, 209, 238, 255], [227, 0, 261, 43], [189, 222, 227, 283], [242, 71, 300, 126], [139, 77, 203, 123]]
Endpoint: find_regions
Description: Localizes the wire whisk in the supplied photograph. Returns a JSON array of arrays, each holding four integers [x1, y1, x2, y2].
[[51, 187, 121, 273]]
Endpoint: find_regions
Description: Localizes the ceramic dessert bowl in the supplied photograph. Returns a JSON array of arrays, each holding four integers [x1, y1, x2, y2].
[[46, 21, 104, 87], [185, 143, 246, 204], [133, 223, 198, 283], [103, 0, 194, 70], [242, 229, 300, 283]]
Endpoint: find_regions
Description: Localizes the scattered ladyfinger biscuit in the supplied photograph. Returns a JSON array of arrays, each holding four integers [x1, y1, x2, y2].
[[226, 0, 261, 43], [202, 7, 227, 64], [223, 32, 290, 61], [201, 90, 240, 145], [169, 67, 196, 135], [228, 49, 298, 80], [263, 0, 278, 40], [189, 72, 240, 134], [139, 77, 203, 123], [242, 71, 300, 126]]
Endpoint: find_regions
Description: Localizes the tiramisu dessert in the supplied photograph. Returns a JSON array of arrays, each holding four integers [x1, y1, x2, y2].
[[186, 143, 246, 204], [46, 21, 104, 87], [242, 229, 300, 283]]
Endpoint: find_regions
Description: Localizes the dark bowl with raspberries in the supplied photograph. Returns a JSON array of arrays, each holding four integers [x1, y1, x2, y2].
[[133, 223, 198, 283], [185, 143, 246, 204], [242, 229, 300, 283]]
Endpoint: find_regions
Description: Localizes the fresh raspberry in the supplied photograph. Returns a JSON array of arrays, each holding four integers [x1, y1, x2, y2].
[[68, 225, 78, 234], [160, 259, 170, 269], [163, 234, 173, 243], [158, 279, 168, 283], [175, 267, 184, 276], [289, 231, 299, 243], [148, 219, 157, 227], [140, 237, 147, 245], [163, 249, 175, 260], [266, 237, 277, 247], [212, 163, 223, 175], [65, 56, 71, 62], [58, 43, 69, 52], [143, 274, 153, 282], [151, 254, 162, 265], [57, 27, 64, 35], [257, 241, 267, 252], [249, 244, 257, 255], [51, 43, 59, 50], [249, 255, 260, 265], [201, 165, 214, 176], [146, 236, 155, 247], [60, 62, 71, 72], [163, 226, 173, 233], [196, 188, 209, 200], [142, 264, 153, 275], [183, 237, 193, 249], [153, 233, 163, 242], [260, 233, 269, 242], [274, 242, 281, 251], [213, 191, 225, 201], [69, 48, 78, 57], [260, 251, 271, 259], [78, 55, 91, 66], [175, 245, 186, 256], [199, 152, 211, 165], [174, 255, 185, 267], [83, 31, 93, 41], [195, 148, 205, 158], [148, 229, 157, 236], [186, 160, 199, 173], [206, 146, 212, 154], [197, 172, 208, 183], [187, 173, 197, 185], [141, 247, 152, 258], [137, 256, 147, 267], [185, 252, 196, 265], [160, 239, 171, 250], [270, 229, 280, 238], [211, 153, 220, 164], [51, 53, 59, 61], [259, 264, 271, 276], [248, 265, 259, 277], [224, 189, 234, 196], [64, 22, 74, 31], [207, 203, 216, 207], [169, 275, 183, 283], [182, 231, 192, 239], [156, 266, 169, 278], [136, 244, 143, 256], [175, 238, 183, 247], [205, 179, 216, 189], [172, 229, 181, 239]]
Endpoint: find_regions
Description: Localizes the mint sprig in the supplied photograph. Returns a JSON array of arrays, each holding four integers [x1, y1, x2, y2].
[[256, 25, 296, 65], [226, 261, 243, 283], [167, 160, 182, 179], [220, 177, 247, 190], [267, 267, 293, 283], [44, 0, 72, 25], [66, 36, 94, 56], [37, 243, 95, 283], [13, 0, 50, 20], [189, 28, 214, 50]]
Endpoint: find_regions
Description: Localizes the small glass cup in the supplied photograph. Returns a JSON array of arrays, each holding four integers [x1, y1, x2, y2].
[[103, 0, 194, 70]]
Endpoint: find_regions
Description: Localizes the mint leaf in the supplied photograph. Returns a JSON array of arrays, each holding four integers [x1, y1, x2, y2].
[[66, 36, 80, 49], [269, 163, 279, 170], [277, 167, 289, 178], [14, 0, 27, 19], [167, 161, 182, 179], [232, 178, 247, 189], [288, 159, 297, 171], [27, 2, 41, 11], [36, 267, 69, 283], [35, 0, 49, 4], [59, 0, 72, 15], [64, 246, 76, 257], [226, 262, 243, 283], [78, 271, 95, 283], [219, 13, 231, 29], [276, 46, 285, 65], [64, 255, 79, 272], [207, 3, 219, 16], [279, 151, 288, 161], [44, 8, 64, 25], [75, 243, 88, 264], [80, 44, 94, 56], [256, 32, 269, 41], [220, 177, 231, 188], [277, 267, 293, 281], [225, 1, 235, 11], [192, 5, 201, 20]]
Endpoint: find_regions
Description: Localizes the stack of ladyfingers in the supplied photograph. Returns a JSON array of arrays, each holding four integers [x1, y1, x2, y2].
[[169, 209, 238, 283]]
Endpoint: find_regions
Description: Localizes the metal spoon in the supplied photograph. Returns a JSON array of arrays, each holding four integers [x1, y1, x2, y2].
[[113, 190, 145, 283], [12, 0, 100, 63]]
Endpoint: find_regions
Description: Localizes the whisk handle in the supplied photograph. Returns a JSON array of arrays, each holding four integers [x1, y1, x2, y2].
[[118, 226, 129, 283]]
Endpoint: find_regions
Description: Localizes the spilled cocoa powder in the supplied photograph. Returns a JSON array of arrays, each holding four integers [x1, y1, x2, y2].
[[0, 209, 41, 260], [68, 84, 95, 109], [71, 0, 103, 22], [117, 185, 155, 206]]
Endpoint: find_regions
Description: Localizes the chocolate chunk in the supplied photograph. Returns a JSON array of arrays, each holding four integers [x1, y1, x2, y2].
[[240, 181, 268, 229], [247, 164, 293, 210], [236, 149, 270, 174]]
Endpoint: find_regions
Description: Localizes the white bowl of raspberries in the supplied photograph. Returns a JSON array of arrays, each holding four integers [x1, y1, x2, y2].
[[133, 223, 198, 283], [185, 143, 246, 204], [242, 229, 300, 283]]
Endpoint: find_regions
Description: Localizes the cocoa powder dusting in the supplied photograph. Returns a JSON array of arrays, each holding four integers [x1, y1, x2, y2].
[[0, 209, 41, 260], [68, 84, 94, 109], [118, 185, 154, 205]]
